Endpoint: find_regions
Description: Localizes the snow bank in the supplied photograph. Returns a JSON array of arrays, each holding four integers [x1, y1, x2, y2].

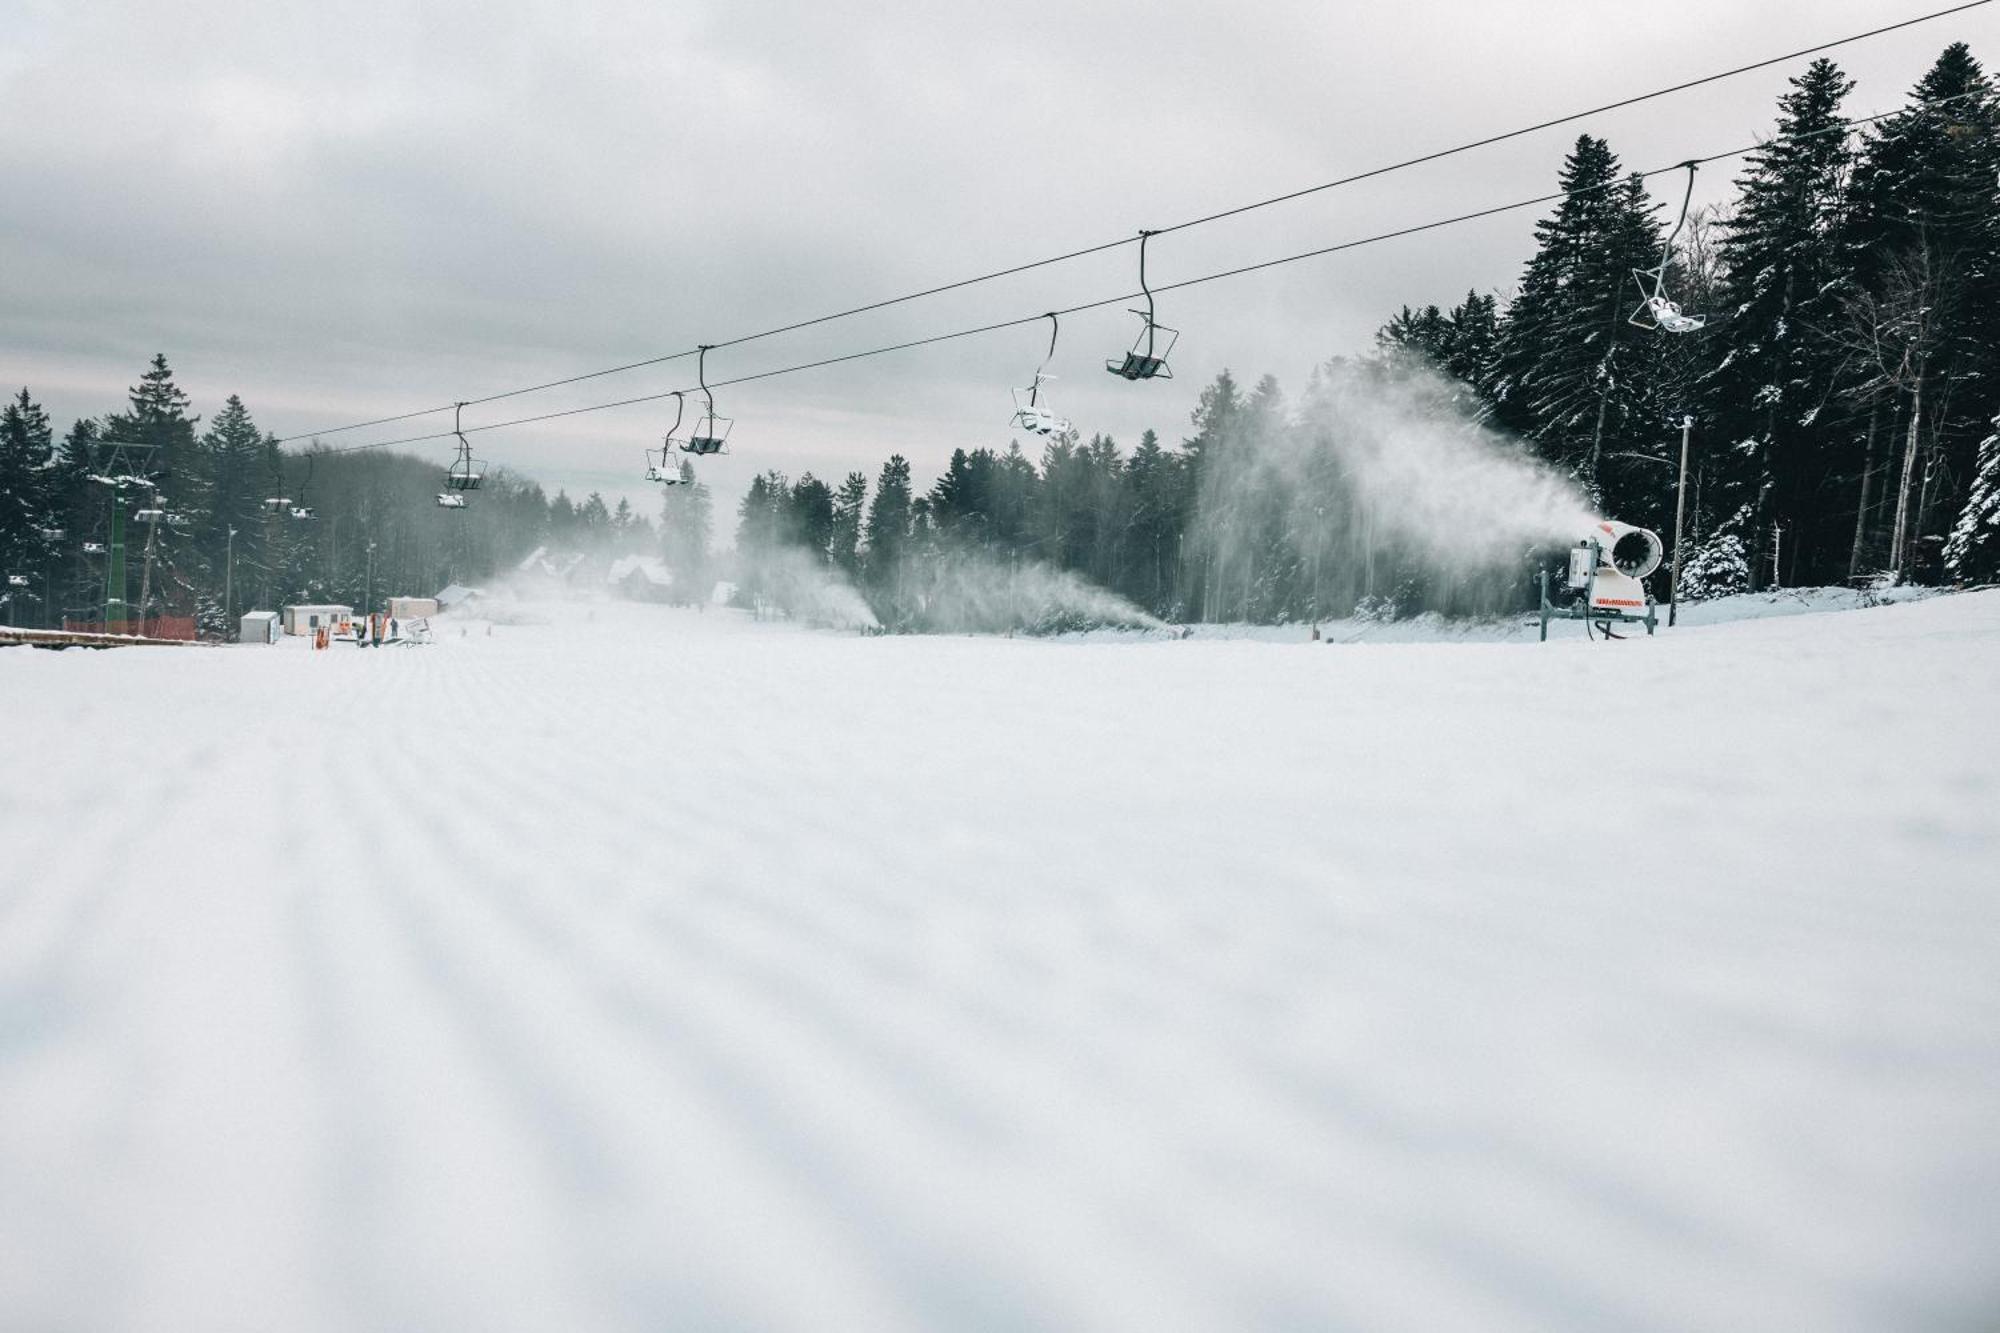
[[2, 592, 1996, 1331]]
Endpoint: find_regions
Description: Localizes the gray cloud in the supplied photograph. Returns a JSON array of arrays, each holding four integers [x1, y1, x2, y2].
[[2, 0, 1982, 516]]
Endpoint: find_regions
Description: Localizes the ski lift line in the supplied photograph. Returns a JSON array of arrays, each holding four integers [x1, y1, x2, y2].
[[1150, 0, 1995, 241], [314, 95, 1974, 459], [268, 1, 1987, 447]]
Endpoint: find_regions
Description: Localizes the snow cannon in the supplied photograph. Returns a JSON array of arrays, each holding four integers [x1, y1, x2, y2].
[[1539, 519, 1662, 640], [1571, 520, 1662, 617], [1591, 520, 1663, 581]]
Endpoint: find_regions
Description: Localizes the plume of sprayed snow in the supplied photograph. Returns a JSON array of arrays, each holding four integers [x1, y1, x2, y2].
[[1304, 359, 1599, 563], [1191, 356, 1599, 620], [906, 549, 1169, 635], [739, 545, 880, 631]]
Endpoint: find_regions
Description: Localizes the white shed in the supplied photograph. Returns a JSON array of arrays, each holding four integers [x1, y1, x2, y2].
[[387, 596, 439, 619], [239, 610, 281, 644], [281, 604, 353, 636]]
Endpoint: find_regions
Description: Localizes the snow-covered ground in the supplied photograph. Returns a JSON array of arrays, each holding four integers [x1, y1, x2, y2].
[[2, 592, 1997, 1332]]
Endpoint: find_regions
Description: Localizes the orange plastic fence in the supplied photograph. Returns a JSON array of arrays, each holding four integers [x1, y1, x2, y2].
[[62, 617, 198, 641]]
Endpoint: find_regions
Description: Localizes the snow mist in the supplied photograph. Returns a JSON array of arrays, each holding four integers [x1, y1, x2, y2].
[[1192, 355, 1596, 618], [908, 549, 1169, 634], [1305, 360, 1597, 564], [741, 546, 881, 631]]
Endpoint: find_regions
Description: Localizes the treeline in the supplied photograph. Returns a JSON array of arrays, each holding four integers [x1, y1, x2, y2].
[[730, 45, 2000, 625], [0, 357, 664, 631], [7, 46, 1997, 634]]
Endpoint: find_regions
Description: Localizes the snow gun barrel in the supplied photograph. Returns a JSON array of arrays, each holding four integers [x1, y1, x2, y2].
[[1589, 520, 1663, 580]]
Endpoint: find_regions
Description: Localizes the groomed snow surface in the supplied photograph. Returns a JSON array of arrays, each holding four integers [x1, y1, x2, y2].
[[3, 591, 1997, 1332]]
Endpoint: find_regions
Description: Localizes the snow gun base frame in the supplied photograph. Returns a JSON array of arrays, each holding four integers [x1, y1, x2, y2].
[[1538, 569, 1657, 641]]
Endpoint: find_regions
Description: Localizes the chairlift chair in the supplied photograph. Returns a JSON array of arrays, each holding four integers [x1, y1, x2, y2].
[[436, 493, 467, 510], [134, 508, 164, 523], [1011, 313, 1072, 436], [264, 496, 291, 512], [1011, 375, 1070, 436], [647, 393, 695, 480], [1106, 230, 1178, 380], [443, 402, 486, 494], [289, 455, 320, 521], [680, 347, 734, 456], [40, 527, 64, 541], [647, 449, 694, 482], [165, 513, 189, 527], [1629, 162, 1709, 335]]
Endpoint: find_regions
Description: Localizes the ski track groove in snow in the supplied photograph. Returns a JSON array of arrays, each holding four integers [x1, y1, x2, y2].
[[2, 593, 1998, 1331]]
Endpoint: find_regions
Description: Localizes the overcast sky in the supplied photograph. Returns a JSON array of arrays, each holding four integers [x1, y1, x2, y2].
[[3, 0, 1992, 518]]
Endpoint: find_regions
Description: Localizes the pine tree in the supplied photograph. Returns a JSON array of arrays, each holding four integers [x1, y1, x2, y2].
[[927, 447, 993, 544], [1703, 59, 1858, 585], [789, 472, 835, 560], [105, 354, 200, 501], [1943, 412, 2000, 581], [196, 395, 271, 602], [1840, 44, 2000, 580], [1491, 137, 1667, 512], [659, 460, 712, 602], [829, 471, 868, 575], [864, 454, 913, 586], [0, 388, 57, 587]]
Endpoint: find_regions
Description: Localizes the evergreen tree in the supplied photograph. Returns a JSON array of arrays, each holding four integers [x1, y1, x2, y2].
[[829, 471, 868, 575], [1840, 43, 2000, 580], [104, 354, 200, 504], [1124, 429, 1177, 612], [660, 460, 713, 602], [1943, 412, 2000, 581], [1704, 59, 1858, 585], [789, 472, 835, 561], [1491, 137, 1667, 511], [1442, 290, 1501, 398], [864, 454, 913, 587], [196, 395, 271, 607], [0, 388, 57, 585]]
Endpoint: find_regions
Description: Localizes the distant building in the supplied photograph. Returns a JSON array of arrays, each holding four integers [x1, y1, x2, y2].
[[435, 584, 482, 612], [281, 604, 352, 636], [239, 610, 280, 644], [607, 555, 675, 603]]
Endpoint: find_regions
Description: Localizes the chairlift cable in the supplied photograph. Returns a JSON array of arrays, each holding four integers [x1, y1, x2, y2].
[[317, 94, 1977, 456], [271, 0, 1988, 445], [1149, 0, 1991, 239]]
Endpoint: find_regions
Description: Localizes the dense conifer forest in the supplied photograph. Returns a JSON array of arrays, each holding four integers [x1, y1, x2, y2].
[[4, 47, 1995, 632]]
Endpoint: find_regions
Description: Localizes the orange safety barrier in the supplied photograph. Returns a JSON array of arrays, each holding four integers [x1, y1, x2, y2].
[[63, 616, 198, 641]]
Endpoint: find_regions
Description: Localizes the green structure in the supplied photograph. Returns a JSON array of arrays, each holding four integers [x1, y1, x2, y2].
[[104, 486, 127, 627]]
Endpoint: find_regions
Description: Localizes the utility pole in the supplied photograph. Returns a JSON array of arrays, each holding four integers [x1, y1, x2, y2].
[[1313, 504, 1326, 621], [1668, 415, 1692, 627], [224, 527, 238, 635], [366, 540, 376, 616]]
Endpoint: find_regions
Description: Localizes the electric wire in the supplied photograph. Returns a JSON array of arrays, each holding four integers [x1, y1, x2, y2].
[[272, 0, 1991, 444], [311, 96, 1967, 458]]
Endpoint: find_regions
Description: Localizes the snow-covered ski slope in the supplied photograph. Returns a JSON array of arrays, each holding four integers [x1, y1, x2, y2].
[[3, 592, 1997, 1333]]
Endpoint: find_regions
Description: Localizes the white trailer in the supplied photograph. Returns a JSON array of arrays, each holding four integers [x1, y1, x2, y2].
[[239, 610, 280, 644], [280, 604, 353, 636]]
